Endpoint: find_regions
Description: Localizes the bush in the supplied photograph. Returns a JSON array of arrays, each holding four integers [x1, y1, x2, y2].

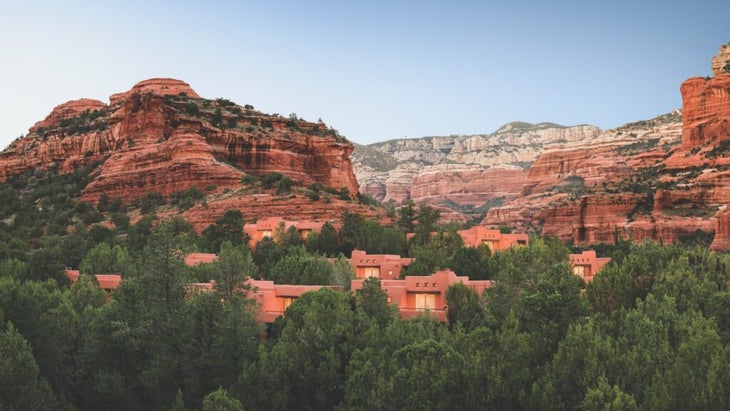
[[261, 173, 284, 189], [135, 191, 165, 214], [306, 190, 320, 201], [275, 177, 293, 195], [170, 186, 205, 211], [241, 174, 257, 185]]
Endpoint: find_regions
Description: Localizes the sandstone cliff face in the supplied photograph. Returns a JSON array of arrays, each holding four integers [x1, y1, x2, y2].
[[482, 42, 730, 247], [410, 165, 527, 207], [712, 41, 730, 76], [0, 79, 359, 207], [482, 110, 687, 242], [352, 123, 601, 219]]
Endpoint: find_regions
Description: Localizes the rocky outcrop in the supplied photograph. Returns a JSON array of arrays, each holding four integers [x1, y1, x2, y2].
[[0, 78, 360, 222], [410, 165, 527, 207], [382, 164, 421, 204], [669, 74, 730, 157], [482, 42, 730, 247], [711, 207, 730, 251], [352, 123, 601, 213], [483, 110, 687, 243], [108, 78, 200, 105], [522, 111, 683, 196], [712, 41, 730, 76], [29, 98, 108, 133]]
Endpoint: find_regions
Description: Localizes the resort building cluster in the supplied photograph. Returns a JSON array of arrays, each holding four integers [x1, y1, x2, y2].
[[67, 218, 612, 324]]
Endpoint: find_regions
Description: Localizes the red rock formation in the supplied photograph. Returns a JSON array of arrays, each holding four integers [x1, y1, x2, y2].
[[712, 41, 730, 76], [711, 208, 730, 251], [0, 78, 359, 209], [410, 166, 527, 207], [29, 98, 108, 133], [108, 78, 200, 105], [382, 165, 420, 205], [671, 74, 730, 157], [492, 44, 730, 247], [359, 181, 386, 201]]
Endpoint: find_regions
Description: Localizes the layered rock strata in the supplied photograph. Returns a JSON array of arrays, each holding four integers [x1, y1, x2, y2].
[[0, 79, 359, 207]]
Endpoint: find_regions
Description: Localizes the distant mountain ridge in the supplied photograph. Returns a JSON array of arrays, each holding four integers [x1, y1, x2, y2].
[[351, 122, 603, 220]]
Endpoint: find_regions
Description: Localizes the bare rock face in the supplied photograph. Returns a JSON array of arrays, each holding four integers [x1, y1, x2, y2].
[[482, 110, 687, 242], [382, 163, 421, 204], [711, 207, 730, 251], [410, 165, 527, 207], [108, 78, 200, 105], [352, 123, 600, 217], [0, 79, 360, 221], [669, 74, 730, 157], [712, 42, 730, 76]]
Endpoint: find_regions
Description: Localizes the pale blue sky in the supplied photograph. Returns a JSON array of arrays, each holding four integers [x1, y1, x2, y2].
[[0, 1, 728, 149]]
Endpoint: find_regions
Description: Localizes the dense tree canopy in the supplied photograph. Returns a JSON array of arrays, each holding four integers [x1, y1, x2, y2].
[[4, 167, 730, 410]]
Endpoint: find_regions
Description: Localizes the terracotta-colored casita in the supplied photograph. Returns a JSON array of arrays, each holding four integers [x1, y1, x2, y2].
[[569, 250, 611, 282], [189, 279, 337, 323], [351, 269, 493, 321], [65, 268, 121, 300], [349, 249, 413, 280], [243, 217, 327, 248], [457, 226, 529, 251], [247, 280, 339, 323]]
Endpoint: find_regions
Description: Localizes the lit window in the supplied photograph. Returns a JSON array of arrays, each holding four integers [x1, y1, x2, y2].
[[282, 297, 295, 311], [363, 267, 380, 278], [415, 293, 436, 310]]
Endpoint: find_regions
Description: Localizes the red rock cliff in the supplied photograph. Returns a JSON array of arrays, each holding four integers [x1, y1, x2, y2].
[[482, 42, 730, 247], [0, 78, 359, 206]]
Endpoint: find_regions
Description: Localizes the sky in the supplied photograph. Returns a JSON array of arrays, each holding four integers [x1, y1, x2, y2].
[[0, 1, 728, 150]]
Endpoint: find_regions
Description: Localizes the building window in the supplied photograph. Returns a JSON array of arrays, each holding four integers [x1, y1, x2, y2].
[[363, 266, 380, 278], [572, 265, 586, 276], [261, 230, 273, 238], [415, 293, 436, 310], [481, 239, 497, 251], [282, 297, 295, 311]]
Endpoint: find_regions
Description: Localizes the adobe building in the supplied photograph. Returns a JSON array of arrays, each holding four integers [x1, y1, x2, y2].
[[243, 217, 327, 248], [248, 280, 340, 323], [65, 268, 122, 300], [457, 226, 529, 251], [351, 269, 493, 321], [569, 250, 611, 282], [188, 278, 338, 324], [349, 249, 413, 280]]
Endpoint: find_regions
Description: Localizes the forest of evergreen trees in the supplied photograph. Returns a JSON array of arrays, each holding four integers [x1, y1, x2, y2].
[[2, 168, 730, 410]]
